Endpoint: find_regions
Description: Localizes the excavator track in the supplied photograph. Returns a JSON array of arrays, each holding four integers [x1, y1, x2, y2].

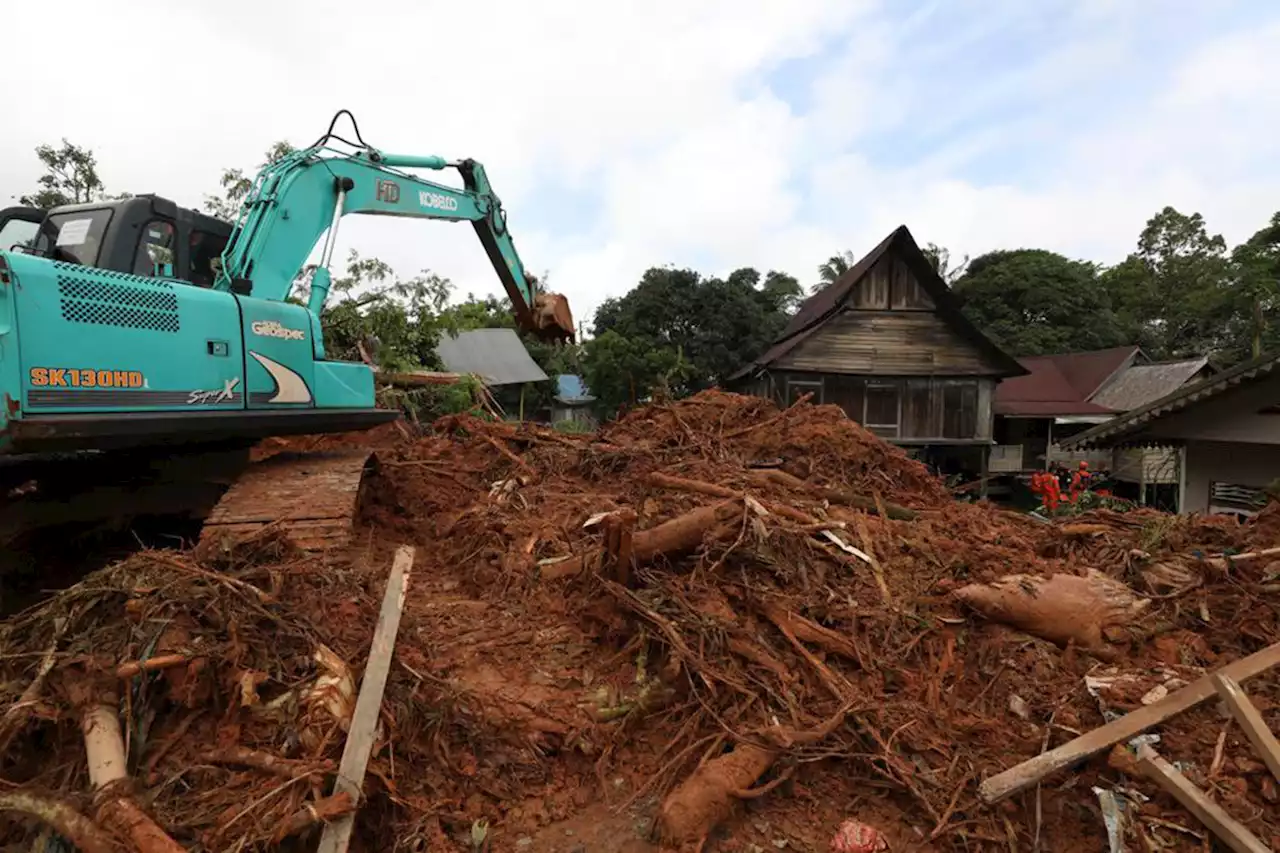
[[199, 449, 378, 553]]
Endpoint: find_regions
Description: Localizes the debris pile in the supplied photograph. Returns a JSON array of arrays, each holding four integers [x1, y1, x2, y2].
[[1, 390, 1277, 852]]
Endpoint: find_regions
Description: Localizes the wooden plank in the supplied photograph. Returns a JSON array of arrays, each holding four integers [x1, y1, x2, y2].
[[1214, 673, 1280, 783], [979, 642, 1280, 803], [316, 545, 415, 853], [1135, 745, 1271, 853]]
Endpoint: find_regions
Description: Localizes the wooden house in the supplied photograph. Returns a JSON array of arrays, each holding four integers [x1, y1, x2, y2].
[[728, 225, 1026, 479]]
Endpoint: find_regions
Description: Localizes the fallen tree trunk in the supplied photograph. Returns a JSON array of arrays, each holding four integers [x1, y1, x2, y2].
[[954, 569, 1150, 658], [541, 499, 742, 581], [0, 791, 116, 853], [657, 709, 849, 848], [656, 743, 778, 848]]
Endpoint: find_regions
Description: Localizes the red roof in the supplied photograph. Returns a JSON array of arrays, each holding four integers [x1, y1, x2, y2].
[[994, 346, 1139, 416]]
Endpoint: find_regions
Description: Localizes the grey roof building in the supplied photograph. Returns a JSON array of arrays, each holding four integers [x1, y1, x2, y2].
[[435, 328, 549, 386]]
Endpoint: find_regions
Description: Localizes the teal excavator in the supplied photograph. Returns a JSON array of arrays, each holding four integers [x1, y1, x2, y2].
[[0, 111, 575, 555]]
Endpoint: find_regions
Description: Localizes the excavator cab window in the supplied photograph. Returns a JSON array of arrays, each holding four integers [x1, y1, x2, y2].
[[33, 209, 113, 267], [133, 220, 176, 277], [0, 218, 39, 253], [188, 229, 229, 288]]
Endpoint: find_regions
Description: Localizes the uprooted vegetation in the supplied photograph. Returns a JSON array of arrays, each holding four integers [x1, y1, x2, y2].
[[0, 390, 1277, 852]]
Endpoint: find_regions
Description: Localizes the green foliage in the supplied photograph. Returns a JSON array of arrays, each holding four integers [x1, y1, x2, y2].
[[813, 250, 856, 294], [379, 374, 494, 423], [552, 418, 595, 434], [581, 330, 691, 415], [204, 140, 298, 221], [589, 265, 790, 408], [1223, 212, 1280, 363], [317, 250, 452, 372], [19, 139, 108, 208], [1102, 206, 1235, 360], [923, 242, 968, 285], [952, 249, 1128, 356]]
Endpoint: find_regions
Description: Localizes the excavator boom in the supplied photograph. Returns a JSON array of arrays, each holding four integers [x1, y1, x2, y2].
[[216, 114, 574, 343]]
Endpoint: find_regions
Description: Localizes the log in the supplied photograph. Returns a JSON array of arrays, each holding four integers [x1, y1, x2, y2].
[[540, 501, 741, 581], [0, 791, 115, 853], [317, 545, 414, 853], [656, 743, 777, 848], [631, 500, 741, 561], [979, 641, 1280, 803], [954, 569, 1149, 655]]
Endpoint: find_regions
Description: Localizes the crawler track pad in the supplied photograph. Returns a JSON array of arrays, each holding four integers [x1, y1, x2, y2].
[[199, 449, 376, 553]]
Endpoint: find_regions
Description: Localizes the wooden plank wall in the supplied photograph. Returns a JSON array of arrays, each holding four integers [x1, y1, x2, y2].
[[777, 255, 1003, 377], [778, 311, 998, 375], [771, 371, 995, 441]]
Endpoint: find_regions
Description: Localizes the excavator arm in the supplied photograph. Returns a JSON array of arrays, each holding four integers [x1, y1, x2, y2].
[[215, 116, 574, 345]]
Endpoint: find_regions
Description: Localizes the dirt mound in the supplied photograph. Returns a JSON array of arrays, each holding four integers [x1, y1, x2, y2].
[[1, 391, 1277, 852]]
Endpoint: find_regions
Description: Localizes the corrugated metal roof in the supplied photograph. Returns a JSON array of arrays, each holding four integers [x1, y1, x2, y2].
[[1061, 350, 1280, 449], [435, 329, 549, 386], [994, 346, 1138, 417], [555, 374, 594, 403], [1090, 356, 1210, 411]]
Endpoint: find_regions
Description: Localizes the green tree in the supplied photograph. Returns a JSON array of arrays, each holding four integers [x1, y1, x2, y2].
[[581, 330, 689, 415], [19, 139, 106, 207], [813, 250, 856, 294], [1223, 211, 1280, 363], [922, 242, 968, 285], [760, 270, 804, 314], [952, 249, 1129, 356], [590, 265, 791, 398], [318, 249, 452, 371], [1102, 206, 1234, 360], [205, 140, 297, 221]]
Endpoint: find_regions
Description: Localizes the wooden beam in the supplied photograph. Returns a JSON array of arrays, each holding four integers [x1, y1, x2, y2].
[[979, 642, 1280, 803], [1213, 673, 1280, 783], [1136, 745, 1270, 853], [316, 545, 414, 853]]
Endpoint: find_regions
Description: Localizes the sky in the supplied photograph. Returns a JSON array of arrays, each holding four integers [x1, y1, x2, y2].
[[5, 0, 1279, 332]]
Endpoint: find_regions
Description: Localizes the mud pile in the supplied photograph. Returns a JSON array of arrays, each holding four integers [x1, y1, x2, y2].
[[0, 391, 1277, 852]]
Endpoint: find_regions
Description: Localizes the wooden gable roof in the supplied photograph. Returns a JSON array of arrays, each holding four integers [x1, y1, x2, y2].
[[731, 225, 1025, 380]]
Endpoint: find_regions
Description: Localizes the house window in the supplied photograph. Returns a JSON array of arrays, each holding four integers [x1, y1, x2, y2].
[[942, 381, 978, 439], [133, 220, 176, 277], [864, 382, 901, 438], [786, 379, 823, 407], [824, 375, 865, 423], [1208, 481, 1266, 519]]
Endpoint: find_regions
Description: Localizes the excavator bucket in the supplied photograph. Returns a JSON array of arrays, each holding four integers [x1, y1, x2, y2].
[[530, 292, 577, 343]]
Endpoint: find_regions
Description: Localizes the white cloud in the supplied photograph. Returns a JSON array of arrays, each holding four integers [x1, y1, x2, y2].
[[3, 1, 1279, 332]]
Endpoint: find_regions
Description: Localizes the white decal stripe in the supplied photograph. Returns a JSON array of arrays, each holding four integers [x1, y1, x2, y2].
[[248, 351, 313, 404]]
